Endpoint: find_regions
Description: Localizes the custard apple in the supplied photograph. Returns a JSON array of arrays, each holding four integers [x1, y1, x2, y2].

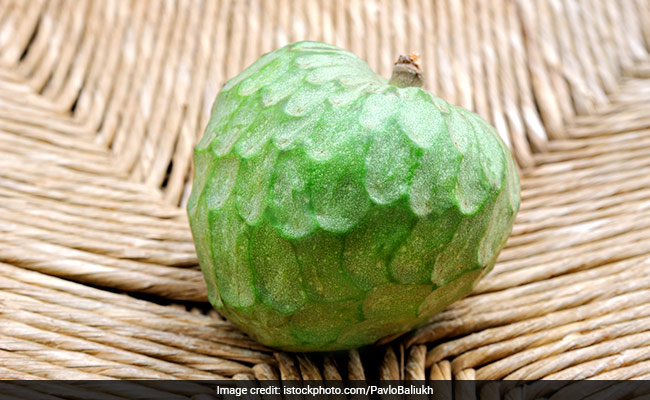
[[187, 41, 520, 351]]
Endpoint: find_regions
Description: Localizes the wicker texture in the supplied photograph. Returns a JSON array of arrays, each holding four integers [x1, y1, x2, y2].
[[1, 0, 650, 384]]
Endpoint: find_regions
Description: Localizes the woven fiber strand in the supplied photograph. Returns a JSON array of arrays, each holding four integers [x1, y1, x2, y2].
[[1, 0, 650, 386]]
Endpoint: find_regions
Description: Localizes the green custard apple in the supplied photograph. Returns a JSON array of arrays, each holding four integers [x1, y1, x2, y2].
[[187, 41, 520, 351]]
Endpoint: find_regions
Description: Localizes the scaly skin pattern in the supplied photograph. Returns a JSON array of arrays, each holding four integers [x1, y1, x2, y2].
[[187, 41, 520, 351]]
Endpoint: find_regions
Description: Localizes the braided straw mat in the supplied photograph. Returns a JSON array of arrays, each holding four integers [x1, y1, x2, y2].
[[2, 0, 650, 384]]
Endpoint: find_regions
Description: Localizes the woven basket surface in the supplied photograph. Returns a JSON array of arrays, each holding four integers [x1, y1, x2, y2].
[[2, 0, 650, 384]]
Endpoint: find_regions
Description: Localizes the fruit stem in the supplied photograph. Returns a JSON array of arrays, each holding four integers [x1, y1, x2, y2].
[[389, 53, 424, 88]]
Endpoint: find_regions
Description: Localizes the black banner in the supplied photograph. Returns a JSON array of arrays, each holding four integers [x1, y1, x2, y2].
[[0, 380, 648, 400]]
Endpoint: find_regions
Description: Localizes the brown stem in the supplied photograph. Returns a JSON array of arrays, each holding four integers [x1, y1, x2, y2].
[[389, 53, 424, 88]]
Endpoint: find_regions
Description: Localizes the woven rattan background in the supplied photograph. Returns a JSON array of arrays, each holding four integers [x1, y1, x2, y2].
[[2, 0, 650, 385]]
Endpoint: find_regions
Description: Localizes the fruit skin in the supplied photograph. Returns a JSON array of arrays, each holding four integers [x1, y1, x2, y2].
[[187, 41, 520, 351]]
